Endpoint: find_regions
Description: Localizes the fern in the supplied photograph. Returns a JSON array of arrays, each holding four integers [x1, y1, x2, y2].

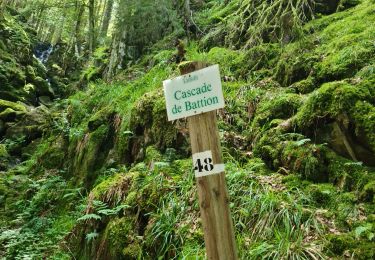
[[295, 138, 311, 146], [86, 231, 99, 242], [77, 213, 101, 222]]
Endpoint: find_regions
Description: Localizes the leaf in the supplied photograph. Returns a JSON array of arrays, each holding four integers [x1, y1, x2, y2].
[[123, 130, 134, 136], [97, 209, 117, 216], [77, 213, 101, 222], [154, 162, 169, 168], [354, 224, 371, 239], [86, 231, 99, 242], [295, 138, 311, 147]]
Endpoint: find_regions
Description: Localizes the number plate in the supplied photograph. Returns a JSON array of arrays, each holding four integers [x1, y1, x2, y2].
[[192, 150, 225, 177]]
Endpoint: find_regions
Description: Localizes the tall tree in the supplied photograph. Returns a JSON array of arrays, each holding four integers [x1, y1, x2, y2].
[[100, 0, 114, 38], [88, 0, 95, 55], [105, 0, 182, 79], [73, 0, 85, 56]]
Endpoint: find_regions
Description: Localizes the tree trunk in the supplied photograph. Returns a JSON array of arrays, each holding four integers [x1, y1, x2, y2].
[[100, 0, 114, 38], [51, 8, 67, 46], [88, 0, 96, 55], [74, 0, 85, 56]]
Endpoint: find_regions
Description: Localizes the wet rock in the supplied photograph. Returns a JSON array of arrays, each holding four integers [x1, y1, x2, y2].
[[0, 108, 17, 121], [34, 76, 54, 98], [0, 99, 26, 113], [38, 96, 52, 106], [25, 65, 36, 82], [5, 106, 49, 141], [0, 119, 4, 136]]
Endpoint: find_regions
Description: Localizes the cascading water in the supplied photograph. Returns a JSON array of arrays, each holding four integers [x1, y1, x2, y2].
[[33, 43, 55, 104], [34, 43, 53, 64]]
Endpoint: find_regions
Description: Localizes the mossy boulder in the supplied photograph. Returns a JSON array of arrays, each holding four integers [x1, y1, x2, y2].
[[34, 76, 54, 98], [0, 99, 26, 123], [360, 181, 375, 202], [306, 183, 337, 206], [275, 44, 318, 87], [128, 90, 187, 162], [290, 77, 317, 94], [294, 78, 375, 165], [87, 107, 115, 132], [327, 233, 355, 255], [251, 93, 302, 130], [0, 108, 18, 121], [69, 122, 118, 188], [0, 144, 8, 158], [0, 99, 26, 113]]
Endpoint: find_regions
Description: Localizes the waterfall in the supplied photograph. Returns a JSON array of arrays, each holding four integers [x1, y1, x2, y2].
[[34, 43, 53, 64]]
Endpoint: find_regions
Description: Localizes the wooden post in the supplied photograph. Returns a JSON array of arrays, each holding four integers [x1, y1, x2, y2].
[[180, 61, 238, 260]]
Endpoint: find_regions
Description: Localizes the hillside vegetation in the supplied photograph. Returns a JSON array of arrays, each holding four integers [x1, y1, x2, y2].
[[0, 0, 374, 259]]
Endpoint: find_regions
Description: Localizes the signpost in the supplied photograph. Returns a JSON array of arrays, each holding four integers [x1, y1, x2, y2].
[[163, 62, 238, 259]]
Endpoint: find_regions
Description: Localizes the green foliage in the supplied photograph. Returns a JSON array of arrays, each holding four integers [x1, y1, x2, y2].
[[202, 0, 315, 49]]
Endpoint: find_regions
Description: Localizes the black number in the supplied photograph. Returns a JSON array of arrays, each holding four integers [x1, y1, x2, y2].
[[194, 159, 204, 172], [194, 157, 214, 172], [204, 158, 214, 171]]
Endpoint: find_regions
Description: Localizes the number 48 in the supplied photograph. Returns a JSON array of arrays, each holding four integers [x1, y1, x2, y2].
[[194, 158, 214, 172]]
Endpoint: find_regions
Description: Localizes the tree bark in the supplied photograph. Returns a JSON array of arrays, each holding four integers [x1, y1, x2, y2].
[[51, 8, 67, 46], [100, 0, 114, 38], [88, 0, 96, 55], [74, 0, 85, 56]]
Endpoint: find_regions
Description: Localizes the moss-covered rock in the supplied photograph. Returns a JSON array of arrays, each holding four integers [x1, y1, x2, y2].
[[251, 93, 303, 130], [293, 78, 375, 165], [360, 181, 375, 203], [327, 233, 355, 255], [0, 144, 8, 158], [34, 76, 54, 98], [0, 99, 26, 113], [106, 216, 136, 257], [306, 183, 337, 206], [129, 89, 187, 161]]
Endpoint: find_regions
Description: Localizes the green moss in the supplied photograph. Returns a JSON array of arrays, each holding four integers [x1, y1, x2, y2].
[[34, 76, 54, 97], [327, 233, 355, 255], [37, 137, 66, 169], [91, 172, 133, 204], [0, 99, 26, 113], [314, 0, 375, 81], [70, 124, 111, 188], [122, 243, 141, 259], [295, 80, 374, 128], [0, 144, 8, 157], [351, 101, 375, 153], [282, 141, 328, 181], [290, 77, 317, 94], [275, 41, 318, 87], [360, 181, 375, 203], [130, 89, 182, 151], [306, 183, 337, 206], [144, 146, 163, 165], [251, 93, 302, 130], [205, 47, 245, 77], [106, 217, 136, 257], [87, 106, 114, 132]]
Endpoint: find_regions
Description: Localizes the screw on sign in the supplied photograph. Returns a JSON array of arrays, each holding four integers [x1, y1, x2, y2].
[[163, 62, 238, 259]]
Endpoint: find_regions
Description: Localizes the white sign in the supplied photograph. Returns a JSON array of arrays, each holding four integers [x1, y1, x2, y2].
[[192, 150, 225, 178], [163, 65, 224, 121]]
